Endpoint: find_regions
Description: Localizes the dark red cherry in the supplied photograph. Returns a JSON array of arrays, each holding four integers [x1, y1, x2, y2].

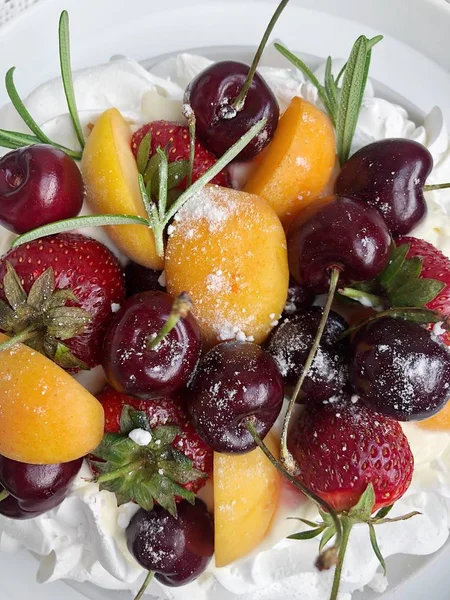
[[350, 317, 450, 420], [267, 308, 348, 403], [184, 61, 279, 161], [282, 279, 315, 317], [124, 261, 165, 297], [288, 196, 392, 293], [186, 341, 284, 454], [0, 144, 84, 234], [0, 455, 82, 519], [127, 499, 214, 587], [335, 139, 432, 236], [102, 291, 202, 398]]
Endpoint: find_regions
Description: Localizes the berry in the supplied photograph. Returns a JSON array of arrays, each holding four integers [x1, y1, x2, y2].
[[91, 385, 212, 497], [131, 121, 229, 188], [0, 145, 84, 234], [282, 280, 315, 317], [288, 195, 392, 293], [287, 394, 414, 512], [0, 455, 82, 519], [397, 236, 450, 345], [350, 317, 450, 421], [335, 139, 432, 236], [102, 291, 202, 398], [127, 499, 214, 587], [267, 308, 348, 403], [124, 261, 165, 297], [184, 61, 279, 161], [0, 233, 125, 369], [186, 341, 284, 453]]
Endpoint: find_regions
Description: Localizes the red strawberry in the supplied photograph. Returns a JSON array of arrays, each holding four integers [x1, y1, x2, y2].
[[397, 235, 450, 344], [0, 233, 125, 369], [131, 121, 230, 188], [288, 395, 414, 513], [92, 385, 212, 498]]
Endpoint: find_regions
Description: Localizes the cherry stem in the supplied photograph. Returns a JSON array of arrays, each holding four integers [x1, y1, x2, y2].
[[280, 267, 340, 470], [147, 293, 193, 350], [329, 517, 352, 600], [95, 459, 144, 484], [0, 327, 37, 354], [245, 418, 342, 564], [0, 489, 10, 502], [134, 571, 154, 600], [424, 183, 450, 192], [231, 0, 290, 111]]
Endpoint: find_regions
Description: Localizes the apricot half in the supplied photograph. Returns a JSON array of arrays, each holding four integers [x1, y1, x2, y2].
[[81, 108, 163, 269], [214, 432, 281, 567], [418, 402, 450, 431], [244, 96, 336, 227], [165, 185, 289, 346], [0, 335, 104, 464]]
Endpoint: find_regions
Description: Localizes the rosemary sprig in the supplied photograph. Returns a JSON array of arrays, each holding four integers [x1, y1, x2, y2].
[[275, 35, 383, 164], [1, 10, 84, 159], [58, 10, 85, 149]]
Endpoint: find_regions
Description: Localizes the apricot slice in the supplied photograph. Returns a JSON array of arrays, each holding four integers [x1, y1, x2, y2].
[[214, 432, 281, 567], [165, 185, 289, 346], [81, 108, 163, 269], [0, 334, 104, 464], [244, 96, 336, 228], [418, 402, 450, 431]]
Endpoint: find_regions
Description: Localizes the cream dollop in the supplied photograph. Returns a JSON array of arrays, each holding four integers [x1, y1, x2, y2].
[[0, 50, 450, 600]]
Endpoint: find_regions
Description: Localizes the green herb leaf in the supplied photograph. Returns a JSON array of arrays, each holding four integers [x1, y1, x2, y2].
[[156, 147, 169, 221], [336, 36, 370, 164], [0, 129, 43, 150], [136, 131, 152, 175], [369, 523, 387, 575], [288, 526, 326, 541], [324, 56, 338, 120], [167, 160, 189, 190], [11, 213, 149, 248], [143, 152, 162, 188], [58, 11, 85, 149], [184, 105, 196, 188]]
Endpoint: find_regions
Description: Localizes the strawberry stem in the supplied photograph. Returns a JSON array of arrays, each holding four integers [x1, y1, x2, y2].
[[0, 489, 10, 502], [134, 571, 154, 600], [147, 293, 193, 350], [245, 418, 342, 565], [329, 517, 352, 600], [231, 0, 290, 112], [280, 267, 340, 471], [0, 326, 38, 353], [95, 459, 145, 484], [424, 182, 450, 192]]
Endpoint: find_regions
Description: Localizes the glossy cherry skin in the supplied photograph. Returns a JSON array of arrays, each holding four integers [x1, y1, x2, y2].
[[186, 341, 284, 454], [0, 455, 82, 519], [288, 195, 392, 293], [335, 139, 432, 236], [184, 61, 279, 161], [102, 291, 202, 398], [124, 261, 165, 297], [127, 499, 214, 587], [267, 308, 349, 403], [0, 144, 84, 234], [350, 317, 450, 421]]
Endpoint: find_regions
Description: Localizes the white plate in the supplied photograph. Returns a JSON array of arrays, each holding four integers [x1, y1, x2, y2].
[[0, 0, 450, 599]]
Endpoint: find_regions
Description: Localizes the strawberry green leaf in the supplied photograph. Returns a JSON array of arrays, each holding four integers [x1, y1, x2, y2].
[[288, 526, 327, 541], [348, 484, 376, 523], [44, 306, 91, 339], [152, 425, 180, 447], [119, 406, 151, 435], [319, 526, 337, 553], [53, 342, 89, 370], [390, 279, 445, 308], [390, 256, 423, 290], [378, 243, 410, 289], [287, 517, 322, 528], [4, 262, 27, 309], [137, 131, 152, 175], [0, 299, 15, 330], [369, 523, 386, 575], [27, 268, 55, 309], [374, 504, 394, 520]]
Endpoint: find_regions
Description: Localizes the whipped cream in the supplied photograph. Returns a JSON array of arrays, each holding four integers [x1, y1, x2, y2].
[[1, 49, 450, 600]]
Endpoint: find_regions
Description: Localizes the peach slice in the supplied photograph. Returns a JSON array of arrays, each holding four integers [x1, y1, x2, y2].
[[81, 108, 163, 269], [0, 334, 104, 464], [418, 402, 450, 431], [165, 185, 289, 347], [214, 432, 282, 567], [244, 96, 336, 228]]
